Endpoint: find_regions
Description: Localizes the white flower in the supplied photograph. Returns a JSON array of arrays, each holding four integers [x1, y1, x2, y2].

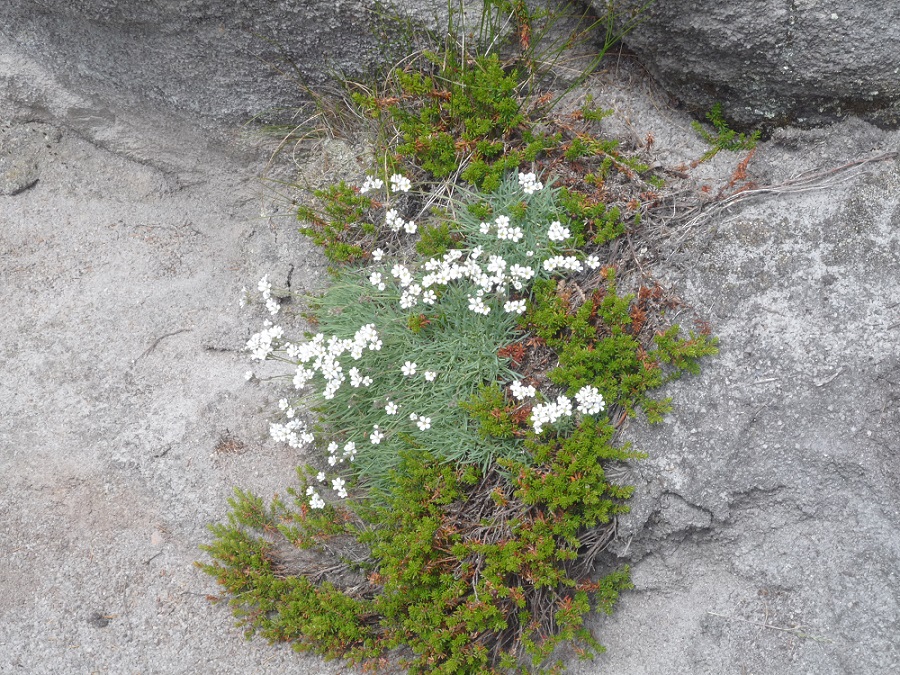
[[518, 171, 543, 194], [471, 245, 483, 259], [404, 220, 417, 234], [424, 370, 437, 382], [257, 275, 272, 299], [409, 412, 418, 421], [389, 173, 412, 193], [360, 176, 384, 193], [486, 255, 507, 275], [244, 370, 254, 381], [401, 361, 418, 377], [479, 222, 491, 234], [332, 476, 346, 492], [504, 299, 527, 314], [526, 250, 534, 258], [531, 395, 573, 434], [328, 455, 338, 466], [575, 385, 606, 415], [246, 324, 284, 361], [385, 401, 399, 415], [372, 248, 385, 262], [309, 491, 325, 509], [510, 380, 536, 400], [266, 296, 280, 315], [467, 296, 490, 315], [369, 271, 384, 289], [422, 289, 437, 305], [547, 221, 570, 242], [509, 264, 535, 281], [416, 416, 432, 431], [349, 367, 369, 388], [316, 471, 326, 483], [542, 255, 583, 273], [386, 209, 404, 232], [370, 425, 384, 445], [585, 254, 601, 270]]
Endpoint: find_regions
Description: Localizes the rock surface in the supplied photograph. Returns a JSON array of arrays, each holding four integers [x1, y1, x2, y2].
[[0, 0, 447, 124], [609, 0, 900, 130]]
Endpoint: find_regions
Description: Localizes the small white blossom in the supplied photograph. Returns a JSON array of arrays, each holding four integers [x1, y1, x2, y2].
[[547, 221, 570, 242], [518, 171, 543, 194], [404, 220, 417, 234], [258, 275, 272, 299], [332, 477, 347, 499], [424, 371, 437, 382], [372, 248, 385, 262], [422, 289, 437, 305], [309, 491, 325, 509], [385, 401, 399, 415], [244, 370, 254, 381], [468, 295, 490, 315], [401, 361, 418, 377], [585, 254, 601, 270], [370, 425, 384, 445], [246, 324, 284, 361], [510, 380, 536, 400], [389, 173, 412, 193], [416, 416, 432, 431], [504, 299, 527, 314], [531, 395, 573, 434], [316, 471, 326, 483], [479, 222, 491, 234], [575, 385, 606, 415], [266, 296, 280, 315], [360, 176, 384, 193], [385, 209, 404, 232]]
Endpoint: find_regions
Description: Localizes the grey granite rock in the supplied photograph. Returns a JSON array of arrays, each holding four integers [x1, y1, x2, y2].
[[606, 0, 900, 130], [0, 0, 448, 125]]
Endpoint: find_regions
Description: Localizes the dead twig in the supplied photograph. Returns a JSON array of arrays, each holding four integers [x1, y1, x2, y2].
[[707, 611, 832, 643]]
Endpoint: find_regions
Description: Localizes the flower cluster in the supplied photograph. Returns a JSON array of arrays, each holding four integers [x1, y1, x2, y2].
[[518, 171, 543, 195], [287, 324, 382, 399], [509, 380, 536, 400], [257, 274, 280, 315], [574, 385, 605, 415], [327, 440, 358, 466], [389, 173, 412, 193], [359, 175, 384, 193], [479, 214, 524, 242], [360, 173, 412, 194], [547, 221, 570, 243], [542, 255, 584, 273], [269, 418, 315, 449], [531, 395, 573, 434], [246, 323, 284, 361], [508, 384, 607, 433], [386, 209, 416, 234]]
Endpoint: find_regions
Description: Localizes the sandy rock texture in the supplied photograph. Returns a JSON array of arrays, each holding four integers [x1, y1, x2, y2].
[[578, 65, 900, 674], [609, 0, 900, 130]]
